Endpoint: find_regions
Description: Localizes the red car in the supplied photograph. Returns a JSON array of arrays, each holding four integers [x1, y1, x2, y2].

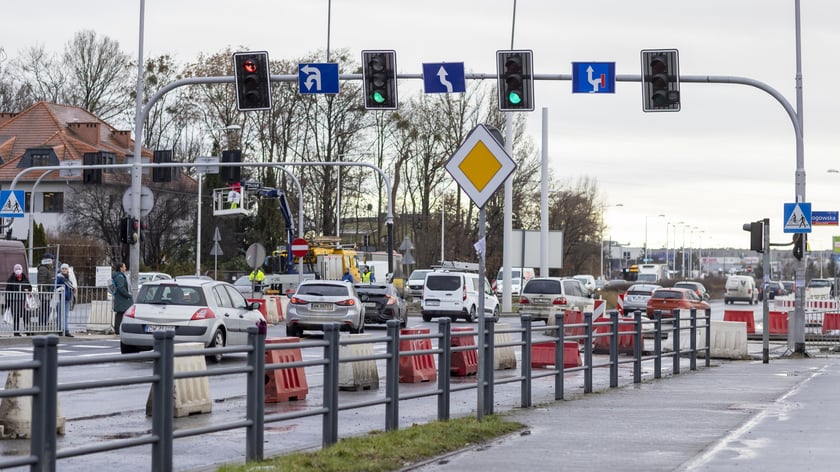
[[646, 287, 710, 317]]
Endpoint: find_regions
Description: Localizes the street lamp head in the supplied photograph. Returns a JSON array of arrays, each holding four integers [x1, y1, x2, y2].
[[828, 169, 840, 174]]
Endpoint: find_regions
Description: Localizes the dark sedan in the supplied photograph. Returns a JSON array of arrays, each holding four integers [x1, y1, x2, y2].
[[355, 283, 408, 327]]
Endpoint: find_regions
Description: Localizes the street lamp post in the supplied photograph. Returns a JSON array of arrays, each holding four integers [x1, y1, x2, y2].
[[601, 203, 623, 280]]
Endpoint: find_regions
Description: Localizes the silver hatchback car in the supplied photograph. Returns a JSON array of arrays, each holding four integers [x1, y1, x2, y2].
[[285, 280, 365, 336], [119, 278, 266, 361]]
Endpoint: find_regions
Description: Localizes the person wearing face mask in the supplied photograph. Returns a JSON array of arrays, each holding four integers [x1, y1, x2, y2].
[[55, 263, 75, 337], [5, 264, 32, 336]]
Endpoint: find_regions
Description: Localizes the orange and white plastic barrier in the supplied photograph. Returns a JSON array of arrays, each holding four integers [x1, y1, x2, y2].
[[494, 323, 517, 370], [592, 300, 635, 355], [616, 293, 625, 315], [265, 337, 309, 402], [822, 313, 840, 334], [775, 297, 839, 311], [450, 327, 478, 376], [399, 328, 437, 383], [768, 311, 789, 335], [146, 342, 212, 417], [531, 341, 582, 368], [338, 334, 379, 391]]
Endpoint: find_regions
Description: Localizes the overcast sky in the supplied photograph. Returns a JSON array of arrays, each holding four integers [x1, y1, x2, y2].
[[4, 0, 840, 252]]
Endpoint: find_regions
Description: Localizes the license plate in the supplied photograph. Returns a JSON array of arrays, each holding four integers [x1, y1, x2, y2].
[[534, 298, 549, 305], [426, 300, 440, 306], [311, 303, 333, 311], [364, 302, 377, 308], [145, 325, 175, 333]]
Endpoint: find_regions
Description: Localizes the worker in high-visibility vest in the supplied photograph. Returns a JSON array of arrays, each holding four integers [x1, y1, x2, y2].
[[361, 266, 375, 283], [249, 267, 265, 292]]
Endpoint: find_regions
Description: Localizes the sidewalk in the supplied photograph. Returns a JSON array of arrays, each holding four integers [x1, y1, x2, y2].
[[409, 346, 840, 472]]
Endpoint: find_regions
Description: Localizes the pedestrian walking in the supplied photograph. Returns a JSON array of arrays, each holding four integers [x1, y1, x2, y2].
[[5, 264, 32, 336], [111, 262, 133, 335], [55, 263, 75, 337]]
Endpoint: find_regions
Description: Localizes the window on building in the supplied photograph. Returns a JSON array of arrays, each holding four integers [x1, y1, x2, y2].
[[31, 153, 51, 167], [24, 192, 31, 212], [43, 192, 63, 213]]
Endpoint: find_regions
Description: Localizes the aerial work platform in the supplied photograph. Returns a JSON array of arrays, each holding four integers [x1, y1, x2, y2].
[[212, 187, 256, 216]]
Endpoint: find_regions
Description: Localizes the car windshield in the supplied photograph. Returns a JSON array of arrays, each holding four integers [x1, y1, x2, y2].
[[523, 280, 561, 294], [409, 270, 430, 282], [809, 279, 831, 288], [297, 284, 350, 297], [675, 283, 697, 290], [426, 275, 462, 291], [137, 284, 205, 306], [652, 290, 682, 300], [627, 290, 653, 296]]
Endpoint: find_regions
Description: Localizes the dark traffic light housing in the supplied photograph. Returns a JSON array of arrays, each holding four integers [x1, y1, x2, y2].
[[496, 50, 534, 112], [641, 49, 680, 112], [233, 51, 272, 111], [361, 50, 398, 110], [742, 221, 764, 253], [793, 233, 806, 260], [221, 150, 242, 183], [152, 150, 173, 183]]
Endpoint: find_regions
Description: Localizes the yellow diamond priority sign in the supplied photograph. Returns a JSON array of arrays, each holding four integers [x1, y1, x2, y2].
[[445, 125, 516, 208]]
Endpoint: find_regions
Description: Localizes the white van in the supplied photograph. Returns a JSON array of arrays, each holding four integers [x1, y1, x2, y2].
[[494, 267, 535, 296], [724, 275, 758, 304], [421, 271, 500, 323]]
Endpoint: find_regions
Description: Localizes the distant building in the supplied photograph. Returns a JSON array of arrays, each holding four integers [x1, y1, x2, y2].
[[0, 101, 195, 239]]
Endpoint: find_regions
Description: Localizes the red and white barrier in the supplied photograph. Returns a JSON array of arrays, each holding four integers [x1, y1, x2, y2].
[[616, 293, 625, 315]]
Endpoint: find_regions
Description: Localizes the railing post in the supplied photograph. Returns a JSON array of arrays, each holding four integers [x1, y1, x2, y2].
[[553, 312, 564, 401], [672, 309, 681, 375], [633, 310, 642, 384], [245, 326, 265, 462], [386, 319, 402, 428], [705, 308, 712, 367], [521, 315, 532, 406], [654, 311, 662, 379], [483, 318, 495, 415], [151, 330, 174, 472], [31, 334, 59, 472], [689, 308, 697, 371], [584, 311, 593, 394], [609, 311, 618, 388], [436, 318, 451, 421], [322, 323, 340, 446]]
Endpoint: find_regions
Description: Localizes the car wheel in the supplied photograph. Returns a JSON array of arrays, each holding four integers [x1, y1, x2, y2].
[[492, 305, 500, 323], [286, 323, 301, 337], [467, 306, 477, 323], [422, 313, 432, 322], [207, 328, 225, 363], [120, 341, 140, 354], [351, 321, 365, 334]]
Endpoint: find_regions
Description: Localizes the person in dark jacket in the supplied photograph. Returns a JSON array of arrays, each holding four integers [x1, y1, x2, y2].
[[112, 262, 133, 334], [5, 264, 32, 336], [36, 253, 56, 330]]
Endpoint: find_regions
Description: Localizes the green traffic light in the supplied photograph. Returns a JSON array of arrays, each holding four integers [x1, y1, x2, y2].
[[508, 91, 522, 105], [371, 91, 386, 104]]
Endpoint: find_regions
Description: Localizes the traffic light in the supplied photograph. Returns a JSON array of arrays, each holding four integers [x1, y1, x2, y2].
[[641, 49, 680, 112], [221, 150, 242, 183], [793, 233, 806, 260], [496, 50, 534, 112], [152, 150, 173, 183], [233, 51, 272, 111], [129, 218, 139, 245], [742, 221, 764, 253], [119, 217, 130, 244], [361, 50, 397, 110]]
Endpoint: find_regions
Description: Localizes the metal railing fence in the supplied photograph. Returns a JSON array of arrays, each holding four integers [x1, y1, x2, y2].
[[0, 308, 712, 471]]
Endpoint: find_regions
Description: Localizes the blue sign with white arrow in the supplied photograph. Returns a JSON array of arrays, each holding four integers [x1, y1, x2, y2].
[[298, 63, 340, 94], [571, 62, 616, 93], [422, 62, 466, 94]]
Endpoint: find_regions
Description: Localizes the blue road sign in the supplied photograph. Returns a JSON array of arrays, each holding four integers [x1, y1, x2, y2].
[[812, 211, 839, 226], [0, 190, 24, 218], [572, 62, 616, 93], [783, 202, 812, 233], [298, 63, 340, 94], [422, 62, 466, 94]]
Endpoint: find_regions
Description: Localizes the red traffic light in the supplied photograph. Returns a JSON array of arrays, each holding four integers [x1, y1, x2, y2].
[[243, 59, 257, 74]]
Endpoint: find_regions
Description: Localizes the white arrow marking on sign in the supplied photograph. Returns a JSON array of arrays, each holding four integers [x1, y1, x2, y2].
[[301, 65, 322, 91], [586, 66, 605, 92], [436, 66, 453, 93]]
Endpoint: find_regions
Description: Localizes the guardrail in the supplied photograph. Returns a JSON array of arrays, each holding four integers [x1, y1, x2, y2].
[[0, 308, 711, 470]]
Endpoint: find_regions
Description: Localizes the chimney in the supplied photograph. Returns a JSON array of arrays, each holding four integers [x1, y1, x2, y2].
[[0, 112, 17, 126], [67, 122, 101, 145], [112, 130, 132, 148]]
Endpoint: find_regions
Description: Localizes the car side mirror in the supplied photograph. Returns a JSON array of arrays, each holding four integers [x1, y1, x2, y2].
[[250, 301, 262, 310]]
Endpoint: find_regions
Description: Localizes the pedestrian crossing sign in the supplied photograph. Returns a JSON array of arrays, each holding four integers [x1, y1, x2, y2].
[[783, 202, 811, 233], [0, 190, 24, 218]]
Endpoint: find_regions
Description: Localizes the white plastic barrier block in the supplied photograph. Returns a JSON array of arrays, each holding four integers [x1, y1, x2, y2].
[[262, 295, 281, 324], [86, 300, 114, 333], [338, 334, 379, 391], [146, 342, 212, 417], [663, 310, 708, 352], [494, 323, 517, 370], [278, 297, 289, 323], [0, 370, 65, 438], [709, 321, 749, 359]]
